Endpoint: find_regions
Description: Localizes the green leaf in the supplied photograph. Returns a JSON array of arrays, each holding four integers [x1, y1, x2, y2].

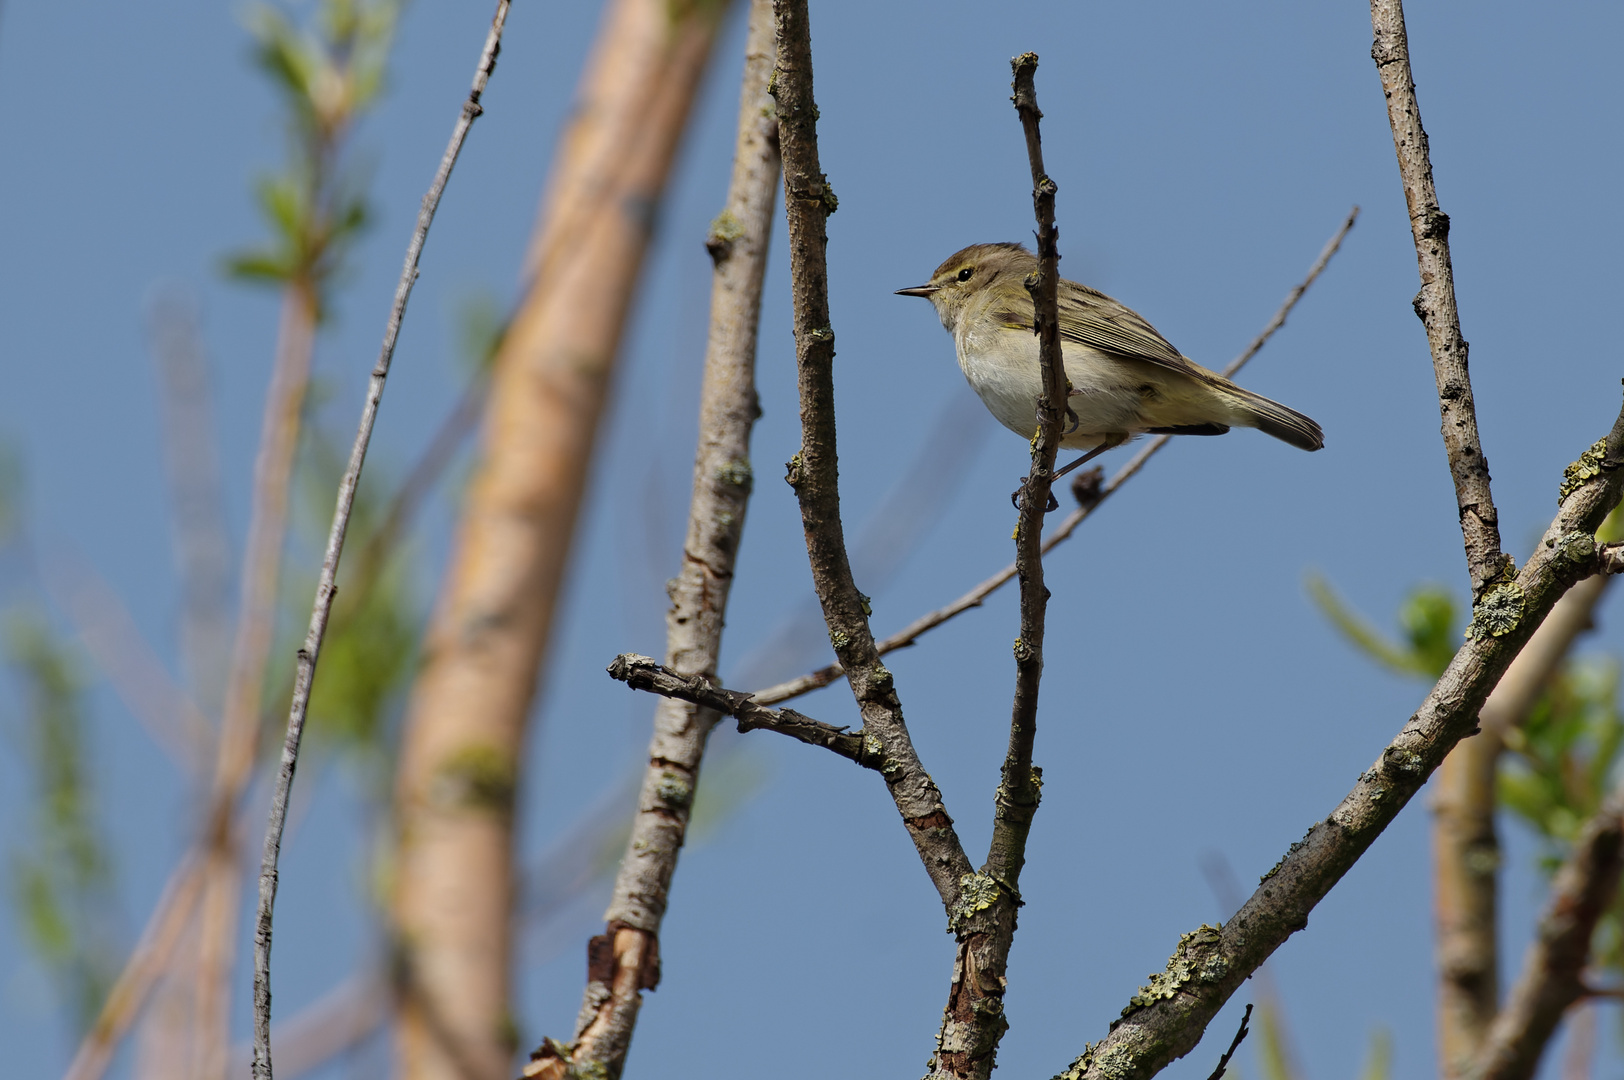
[[1357, 1028, 1393, 1080], [4, 611, 121, 1033], [1305, 573, 1433, 678], [224, 250, 296, 284]]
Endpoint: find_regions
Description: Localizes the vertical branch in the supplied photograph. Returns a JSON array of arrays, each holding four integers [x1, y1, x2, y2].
[[521, 3, 780, 1077], [770, 0, 973, 909], [1432, 574, 1614, 1078], [250, 5, 511, 1077], [928, 52, 1066, 1080], [1469, 790, 1624, 1080], [389, 2, 734, 1075], [1369, 0, 1506, 598]]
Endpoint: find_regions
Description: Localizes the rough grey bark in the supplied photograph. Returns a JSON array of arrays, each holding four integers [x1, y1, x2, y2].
[[604, 654, 870, 765], [520, 5, 780, 1076], [1052, 406, 1624, 1080], [924, 52, 1067, 1080], [250, 5, 510, 1074], [1369, 0, 1506, 600], [770, 0, 973, 909]]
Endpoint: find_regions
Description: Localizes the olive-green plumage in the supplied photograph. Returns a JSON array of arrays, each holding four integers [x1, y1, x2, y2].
[[897, 243, 1323, 453]]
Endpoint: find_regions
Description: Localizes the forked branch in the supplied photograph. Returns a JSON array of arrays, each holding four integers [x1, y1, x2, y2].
[[925, 52, 1067, 1080], [771, 0, 973, 910], [1053, 404, 1624, 1080]]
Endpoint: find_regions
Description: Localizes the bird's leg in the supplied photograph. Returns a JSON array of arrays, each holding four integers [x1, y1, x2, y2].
[[1053, 434, 1126, 482]]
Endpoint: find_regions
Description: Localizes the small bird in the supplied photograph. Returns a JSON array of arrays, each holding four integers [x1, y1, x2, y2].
[[897, 243, 1322, 472]]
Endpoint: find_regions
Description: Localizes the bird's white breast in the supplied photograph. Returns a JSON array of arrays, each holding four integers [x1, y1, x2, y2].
[[954, 323, 1148, 449]]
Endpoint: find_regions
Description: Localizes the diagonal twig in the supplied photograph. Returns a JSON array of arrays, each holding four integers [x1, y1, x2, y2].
[[605, 654, 869, 765], [749, 205, 1359, 708], [1052, 402, 1624, 1080], [249, 4, 511, 1075], [1203, 1004, 1253, 1080]]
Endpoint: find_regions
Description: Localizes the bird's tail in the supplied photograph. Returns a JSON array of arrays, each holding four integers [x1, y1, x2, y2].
[[1224, 386, 1324, 451]]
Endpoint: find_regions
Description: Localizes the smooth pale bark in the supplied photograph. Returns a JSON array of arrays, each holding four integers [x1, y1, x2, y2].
[[391, 2, 732, 1077], [523, 3, 778, 1076]]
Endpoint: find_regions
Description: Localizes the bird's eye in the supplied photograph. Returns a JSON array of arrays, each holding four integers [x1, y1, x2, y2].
[[956, 267, 974, 282]]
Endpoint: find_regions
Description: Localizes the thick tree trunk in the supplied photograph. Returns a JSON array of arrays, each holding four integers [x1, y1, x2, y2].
[[391, 3, 733, 1078]]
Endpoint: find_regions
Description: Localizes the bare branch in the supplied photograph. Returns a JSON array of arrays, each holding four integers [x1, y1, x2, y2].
[[1434, 570, 1614, 1077], [1469, 790, 1624, 1080], [391, 1, 735, 1069], [231, 968, 392, 1079], [40, 549, 210, 774], [605, 655, 869, 766], [1370, 0, 1506, 598], [62, 858, 205, 1080], [927, 52, 1065, 1080], [749, 206, 1359, 708], [523, 10, 781, 1075], [1203, 1004, 1253, 1080], [250, 5, 511, 1076], [770, 0, 973, 910], [1054, 402, 1624, 1080]]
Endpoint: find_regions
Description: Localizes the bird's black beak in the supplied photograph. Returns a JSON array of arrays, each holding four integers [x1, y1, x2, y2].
[[894, 284, 939, 298]]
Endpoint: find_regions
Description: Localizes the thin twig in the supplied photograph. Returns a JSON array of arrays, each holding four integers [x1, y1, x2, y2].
[[604, 655, 869, 765], [928, 52, 1065, 1080], [1053, 403, 1624, 1079], [250, 5, 510, 1076], [1469, 788, 1624, 1080], [770, 0, 973, 911], [1370, 0, 1505, 598], [523, 9, 781, 1075], [749, 205, 1359, 708], [1203, 1004, 1254, 1080]]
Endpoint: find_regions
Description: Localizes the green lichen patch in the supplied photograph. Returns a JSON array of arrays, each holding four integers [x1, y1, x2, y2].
[[706, 209, 745, 247], [948, 871, 1002, 933], [653, 770, 693, 809], [1552, 529, 1597, 565], [1051, 1043, 1097, 1080], [1122, 925, 1227, 1018], [863, 732, 883, 761], [829, 629, 850, 651], [870, 663, 893, 691], [713, 457, 752, 488], [1560, 439, 1610, 504], [434, 743, 515, 813], [1466, 582, 1526, 639]]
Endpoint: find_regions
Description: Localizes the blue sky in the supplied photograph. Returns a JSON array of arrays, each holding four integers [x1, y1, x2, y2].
[[2, 1, 1621, 1078]]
